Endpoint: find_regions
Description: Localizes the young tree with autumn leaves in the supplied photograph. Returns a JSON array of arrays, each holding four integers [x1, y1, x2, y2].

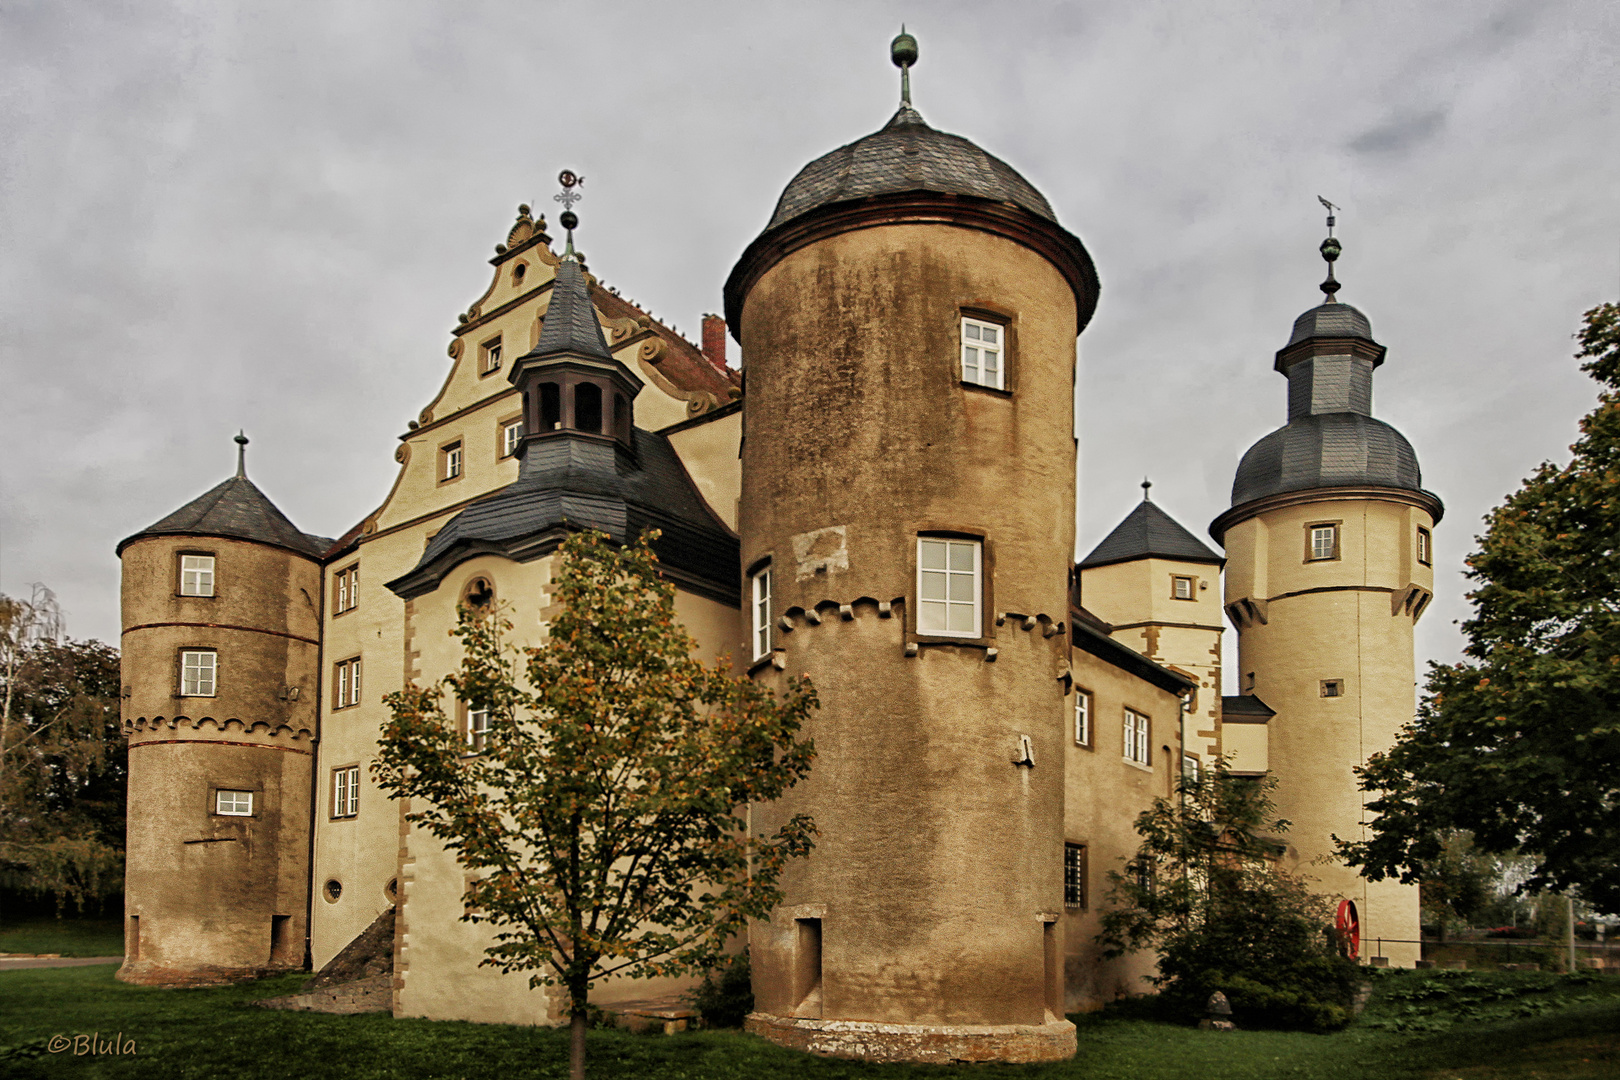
[[374, 531, 817, 1080]]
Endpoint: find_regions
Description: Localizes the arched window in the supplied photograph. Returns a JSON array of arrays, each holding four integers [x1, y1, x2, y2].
[[539, 383, 561, 432], [615, 393, 632, 442], [575, 382, 603, 433]]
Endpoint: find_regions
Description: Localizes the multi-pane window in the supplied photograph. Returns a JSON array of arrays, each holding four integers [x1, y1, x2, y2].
[[332, 766, 359, 818], [1417, 526, 1432, 566], [917, 538, 981, 637], [216, 789, 253, 816], [751, 566, 773, 661], [1182, 753, 1201, 783], [1063, 843, 1087, 909], [466, 707, 491, 753], [1123, 708, 1150, 765], [181, 650, 217, 696], [442, 441, 463, 481], [1171, 575, 1195, 600], [1074, 690, 1093, 747], [1309, 524, 1338, 561], [334, 657, 361, 709], [502, 420, 524, 458], [960, 317, 1004, 389], [481, 337, 503, 374], [180, 555, 215, 597], [334, 565, 359, 614]]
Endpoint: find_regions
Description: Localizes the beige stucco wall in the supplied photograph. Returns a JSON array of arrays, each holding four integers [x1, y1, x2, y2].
[[1225, 496, 1434, 966], [1221, 720, 1269, 774], [1063, 651, 1185, 1010], [739, 221, 1080, 1028], [664, 407, 742, 532]]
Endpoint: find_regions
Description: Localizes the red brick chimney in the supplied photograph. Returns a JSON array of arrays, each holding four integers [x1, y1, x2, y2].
[[701, 314, 727, 371]]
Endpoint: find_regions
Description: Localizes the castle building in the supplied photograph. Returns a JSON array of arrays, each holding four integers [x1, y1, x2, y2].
[[115, 34, 1439, 1063]]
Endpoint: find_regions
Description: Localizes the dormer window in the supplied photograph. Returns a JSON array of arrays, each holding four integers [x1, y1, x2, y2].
[[441, 440, 463, 483]]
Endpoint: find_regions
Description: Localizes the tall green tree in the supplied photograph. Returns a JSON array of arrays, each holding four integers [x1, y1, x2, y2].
[[1341, 303, 1620, 913], [0, 588, 125, 915], [374, 531, 817, 1080], [1098, 764, 1360, 1031]]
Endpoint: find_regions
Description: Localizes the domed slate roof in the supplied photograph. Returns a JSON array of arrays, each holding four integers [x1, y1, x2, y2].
[[1231, 412, 1422, 506], [765, 105, 1056, 233], [1286, 301, 1374, 347]]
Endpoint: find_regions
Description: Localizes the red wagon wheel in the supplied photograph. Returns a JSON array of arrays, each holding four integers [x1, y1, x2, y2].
[[1336, 899, 1361, 960]]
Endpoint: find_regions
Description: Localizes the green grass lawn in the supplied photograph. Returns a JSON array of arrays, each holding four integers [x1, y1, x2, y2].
[[0, 915, 123, 957], [0, 966, 1614, 1079]]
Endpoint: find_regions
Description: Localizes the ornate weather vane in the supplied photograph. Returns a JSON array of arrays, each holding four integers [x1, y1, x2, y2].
[[1317, 196, 1343, 303], [554, 170, 584, 255]]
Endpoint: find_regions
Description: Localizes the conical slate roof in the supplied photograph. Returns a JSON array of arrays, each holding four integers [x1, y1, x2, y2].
[[524, 257, 612, 363], [1080, 497, 1224, 569], [765, 104, 1056, 233], [117, 475, 330, 558]]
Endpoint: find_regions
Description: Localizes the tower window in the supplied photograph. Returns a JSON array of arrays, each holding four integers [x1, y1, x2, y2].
[[334, 564, 359, 614], [1307, 523, 1340, 561], [751, 564, 773, 662], [334, 657, 362, 709], [917, 537, 981, 637], [539, 382, 562, 431], [216, 789, 253, 816], [332, 765, 360, 818], [575, 382, 603, 433], [1063, 843, 1087, 909], [1321, 679, 1344, 698], [615, 393, 632, 442], [441, 440, 463, 482], [1171, 575, 1195, 600], [1074, 689, 1093, 748], [1417, 526, 1432, 566], [480, 337, 503, 375], [1123, 708, 1150, 765], [501, 419, 524, 458], [960, 316, 1005, 390], [179, 554, 215, 597], [180, 650, 217, 697]]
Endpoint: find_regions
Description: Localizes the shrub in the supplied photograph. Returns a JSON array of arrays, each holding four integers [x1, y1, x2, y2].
[[684, 951, 753, 1029]]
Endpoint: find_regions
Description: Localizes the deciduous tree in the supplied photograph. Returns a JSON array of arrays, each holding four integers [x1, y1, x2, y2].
[[374, 531, 817, 1080]]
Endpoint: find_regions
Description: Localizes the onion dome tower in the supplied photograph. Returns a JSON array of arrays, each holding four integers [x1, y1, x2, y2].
[[726, 32, 1096, 1063], [115, 434, 328, 984], [1210, 214, 1442, 967]]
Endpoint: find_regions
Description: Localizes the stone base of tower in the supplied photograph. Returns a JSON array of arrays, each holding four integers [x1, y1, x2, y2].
[[745, 1012, 1076, 1063], [116, 960, 300, 988]]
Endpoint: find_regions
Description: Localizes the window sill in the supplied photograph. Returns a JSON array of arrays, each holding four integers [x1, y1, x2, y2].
[[175, 594, 218, 600], [959, 381, 1012, 398], [746, 651, 785, 675], [175, 694, 218, 700], [1121, 757, 1153, 774]]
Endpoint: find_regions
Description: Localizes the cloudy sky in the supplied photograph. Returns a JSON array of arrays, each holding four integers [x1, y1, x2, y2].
[[2, 0, 1616, 680]]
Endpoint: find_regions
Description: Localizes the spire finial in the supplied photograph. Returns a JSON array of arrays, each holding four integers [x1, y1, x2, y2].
[[1316, 196, 1343, 303], [1141, 477, 1152, 501], [234, 430, 249, 478], [891, 26, 918, 107], [554, 170, 584, 257]]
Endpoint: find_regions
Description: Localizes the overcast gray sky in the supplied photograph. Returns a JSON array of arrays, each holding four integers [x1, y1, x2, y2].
[[2, 0, 1616, 680]]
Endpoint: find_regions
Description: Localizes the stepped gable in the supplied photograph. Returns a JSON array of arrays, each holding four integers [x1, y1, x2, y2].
[[116, 474, 329, 558], [1080, 497, 1224, 570]]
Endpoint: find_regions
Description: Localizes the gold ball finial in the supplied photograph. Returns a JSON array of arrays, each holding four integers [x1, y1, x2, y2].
[[891, 26, 918, 68]]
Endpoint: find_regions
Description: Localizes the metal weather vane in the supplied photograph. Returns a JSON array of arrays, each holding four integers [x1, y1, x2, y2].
[[1317, 196, 1343, 302], [554, 170, 584, 254]]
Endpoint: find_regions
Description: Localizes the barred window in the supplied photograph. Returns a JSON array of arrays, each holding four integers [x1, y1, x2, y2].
[[1063, 843, 1087, 909]]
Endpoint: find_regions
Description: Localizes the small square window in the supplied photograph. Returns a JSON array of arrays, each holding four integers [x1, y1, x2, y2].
[[481, 338, 503, 374], [1321, 679, 1344, 698], [442, 441, 463, 481], [1123, 708, 1150, 765], [960, 316, 1005, 390], [917, 537, 981, 637], [181, 650, 217, 696], [751, 565, 773, 662], [467, 707, 491, 753], [1063, 843, 1087, 909], [1074, 689, 1093, 747], [332, 765, 359, 818], [180, 555, 215, 597], [501, 420, 524, 459], [1308, 524, 1339, 561], [1417, 527, 1432, 566], [1171, 575, 1195, 600], [216, 789, 253, 816]]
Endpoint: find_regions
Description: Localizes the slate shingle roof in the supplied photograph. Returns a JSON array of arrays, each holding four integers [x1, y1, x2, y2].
[[1221, 694, 1276, 723], [1231, 413, 1423, 506], [765, 105, 1056, 233], [1286, 301, 1374, 346], [117, 475, 330, 559], [525, 257, 613, 362], [1080, 499, 1224, 569]]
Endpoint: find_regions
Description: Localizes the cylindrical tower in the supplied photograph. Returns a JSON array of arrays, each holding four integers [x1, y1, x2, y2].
[[724, 35, 1098, 1063], [1211, 236, 1441, 967], [116, 437, 325, 984]]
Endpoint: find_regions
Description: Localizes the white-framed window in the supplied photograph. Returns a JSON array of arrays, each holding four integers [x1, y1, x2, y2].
[[1309, 524, 1338, 561], [502, 419, 524, 458], [216, 789, 253, 816], [467, 707, 491, 753], [751, 565, 773, 661], [960, 316, 1004, 389], [1171, 575, 1195, 600], [442, 441, 463, 481], [334, 657, 361, 709], [332, 765, 359, 818], [334, 564, 359, 613], [180, 554, 215, 597], [1123, 708, 1150, 765], [1417, 526, 1432, 566], [181, 650, 217, 696], [481, 337, 503, 374], [1182, 753, 1201, 782], [1074, 689, 1093, 747], [917, 537, 981, 637]]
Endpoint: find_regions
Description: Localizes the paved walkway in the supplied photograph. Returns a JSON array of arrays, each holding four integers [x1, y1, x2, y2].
[[0, 956, 122, 970]]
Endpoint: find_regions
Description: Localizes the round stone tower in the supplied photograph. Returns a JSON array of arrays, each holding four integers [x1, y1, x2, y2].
[[116, 436, 326, 984], [723, 34, 1098, 1063], [1210, 233, 1442, 967]]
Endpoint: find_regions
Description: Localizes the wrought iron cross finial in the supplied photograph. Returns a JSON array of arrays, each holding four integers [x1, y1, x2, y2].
[[554, 170, 584, 211]]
